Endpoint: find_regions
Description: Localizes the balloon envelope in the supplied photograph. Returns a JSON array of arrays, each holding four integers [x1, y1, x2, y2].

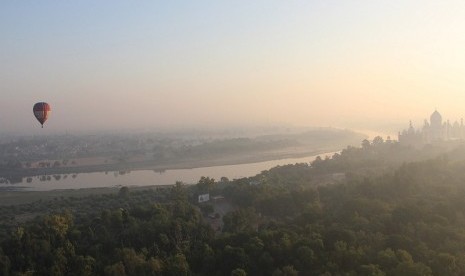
[[33, 102, 51, 127]]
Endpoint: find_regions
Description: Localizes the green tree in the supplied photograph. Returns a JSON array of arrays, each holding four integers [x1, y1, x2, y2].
[[197, 176, 216, 193], [392, 262, 432, 276], [430, 253, 458, 276], [119, 186, 130, 198], [361, 139, 371, 149], [221, 246, 249, 274], [0, 248, 11, 276], [119, 248, 146, 275], [231, 268, 247, 276], [223, 208, 258, 233], [272, 265, 298, 276], [104, 262, 126, 276], [372, 136, 384, 147], [358, 264, 385, 276], [170, 181, 188, 202], [165, 253, 189, 276]]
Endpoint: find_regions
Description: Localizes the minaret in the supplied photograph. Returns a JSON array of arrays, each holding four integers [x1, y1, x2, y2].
[[423, 119, 429, 142], [459, 118, 463, 139], [447, 119, 451, 140], [408, 120, 414, 134]]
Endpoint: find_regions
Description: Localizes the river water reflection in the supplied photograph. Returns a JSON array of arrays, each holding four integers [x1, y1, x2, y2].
[[3, 152, 337, 191]]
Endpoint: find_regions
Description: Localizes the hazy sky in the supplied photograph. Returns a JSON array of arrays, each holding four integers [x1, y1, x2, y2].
[[1, 1, 465, 134]]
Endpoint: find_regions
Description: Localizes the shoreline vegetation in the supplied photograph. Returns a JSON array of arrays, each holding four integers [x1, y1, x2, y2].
[[4, 147, 338, 178], [0, 128, 366, 205], [0, 148, 339, 205], [0, 128, 366, 182]]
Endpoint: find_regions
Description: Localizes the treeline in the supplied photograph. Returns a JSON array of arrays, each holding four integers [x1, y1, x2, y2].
[[152, 129, 364, 162], [0, 128, 364, 181], [222, 157, 465, 275], [2, 140, 465, 274]]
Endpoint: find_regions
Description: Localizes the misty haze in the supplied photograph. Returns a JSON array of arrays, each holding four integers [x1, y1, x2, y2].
[[1, 1, 465, 275]]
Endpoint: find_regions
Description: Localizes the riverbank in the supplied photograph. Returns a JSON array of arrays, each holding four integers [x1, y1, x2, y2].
[[0, 149, 341, 205], [1, 146, 341, 181], [0, 128, 366, 182]]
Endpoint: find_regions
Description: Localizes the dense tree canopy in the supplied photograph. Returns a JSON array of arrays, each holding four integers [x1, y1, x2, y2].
[[3, 140, 465, 275]]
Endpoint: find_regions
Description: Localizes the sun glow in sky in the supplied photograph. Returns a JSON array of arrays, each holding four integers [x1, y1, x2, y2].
[[1, 1, 465, 134]]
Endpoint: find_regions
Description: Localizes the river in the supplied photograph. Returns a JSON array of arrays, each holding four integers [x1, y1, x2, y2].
[[1, 152, 338, 191]]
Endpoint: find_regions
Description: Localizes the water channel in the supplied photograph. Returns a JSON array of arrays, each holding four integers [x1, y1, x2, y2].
[[1, 152, 338, 191]]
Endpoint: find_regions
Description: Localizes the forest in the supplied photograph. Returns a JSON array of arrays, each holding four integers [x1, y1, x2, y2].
[[2, 138, 465, 275]]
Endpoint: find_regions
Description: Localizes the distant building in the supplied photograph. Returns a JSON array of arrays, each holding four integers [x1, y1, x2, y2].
[[398, 110, 464, 146], [198, 193, 210, 203], [211, 195, 225, 202]]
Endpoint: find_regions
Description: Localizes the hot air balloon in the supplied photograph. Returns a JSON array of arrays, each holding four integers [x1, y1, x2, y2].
[[33, 102, 51, 128]]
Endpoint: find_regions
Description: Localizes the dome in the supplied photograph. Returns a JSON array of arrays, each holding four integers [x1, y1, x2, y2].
[[430, 110, 442, 126]]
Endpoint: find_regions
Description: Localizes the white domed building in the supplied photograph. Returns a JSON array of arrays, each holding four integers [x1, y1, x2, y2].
[[429, 110, 443, 142], [398, 110, 464, 145]]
